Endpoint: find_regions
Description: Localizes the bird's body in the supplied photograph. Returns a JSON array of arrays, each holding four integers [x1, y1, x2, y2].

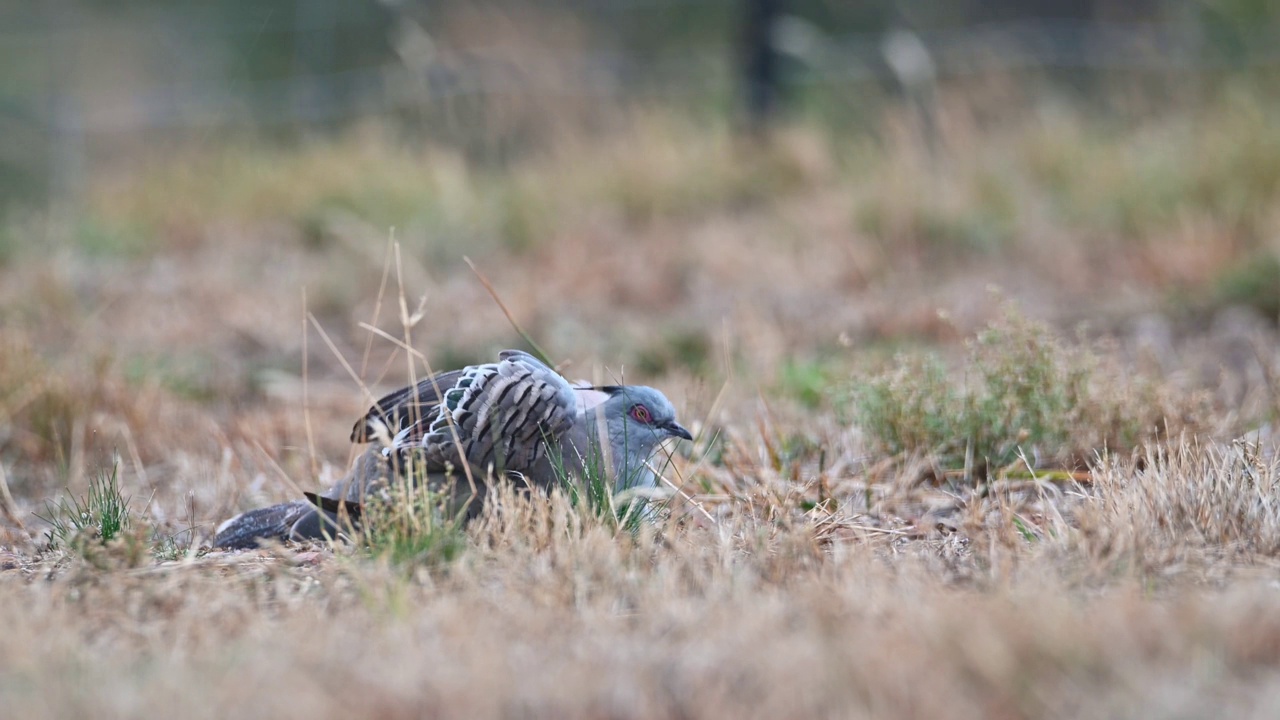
[[214, 350, 690, 549]]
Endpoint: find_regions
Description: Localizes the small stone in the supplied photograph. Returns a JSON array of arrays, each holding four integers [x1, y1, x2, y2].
[[291, 551, 324, 566]]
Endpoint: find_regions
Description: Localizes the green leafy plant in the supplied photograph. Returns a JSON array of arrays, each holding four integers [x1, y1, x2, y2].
[[778, 357, 845, 410], [852, 308, 1189, 478]]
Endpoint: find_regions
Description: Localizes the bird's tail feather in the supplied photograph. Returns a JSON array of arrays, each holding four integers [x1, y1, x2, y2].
[[213, 500, 346, 549]]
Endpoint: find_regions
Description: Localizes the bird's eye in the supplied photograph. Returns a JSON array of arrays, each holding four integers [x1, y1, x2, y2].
[[629, 404, 652, 424]]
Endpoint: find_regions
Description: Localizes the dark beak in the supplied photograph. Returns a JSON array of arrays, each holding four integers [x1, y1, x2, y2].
[[665, 422, 693, 441]]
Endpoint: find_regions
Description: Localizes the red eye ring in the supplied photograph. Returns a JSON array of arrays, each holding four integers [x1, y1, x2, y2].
[[629, 404, 652, 424]]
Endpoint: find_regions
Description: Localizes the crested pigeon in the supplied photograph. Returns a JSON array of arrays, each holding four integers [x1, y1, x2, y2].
[[213, 350, 692, 549]]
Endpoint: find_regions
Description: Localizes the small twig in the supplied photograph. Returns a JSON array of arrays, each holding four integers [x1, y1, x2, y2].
[[0, 462, 27, 531], [649, 461, 717, 524], [464, 256, 554, 366], [841, 524, 910, 537], [399, 246, 476, 495], [679, 375, 732, 483], [360, 231, 396, 378], [69, 416, 86, 490], [117, 420, 148, 489], [302, 287, 319, 480], [357, 323, 429, 363], [1018, 448, 1068, 532], [308, 314, 379, 408], [250, 438, 310, 500], [349, 233, 402, 469], [945, 468, 1090, 483]]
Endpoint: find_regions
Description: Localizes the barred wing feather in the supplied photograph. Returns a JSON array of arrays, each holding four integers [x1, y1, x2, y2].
[[351, 350, 581, 476]]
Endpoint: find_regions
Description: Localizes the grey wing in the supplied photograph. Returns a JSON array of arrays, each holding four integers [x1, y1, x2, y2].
[[417, 350, 580, 476], [350, 369, 467, 443]]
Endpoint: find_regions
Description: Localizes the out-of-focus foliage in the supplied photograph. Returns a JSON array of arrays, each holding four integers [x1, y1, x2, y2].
[[3, 0, 1278, 215]]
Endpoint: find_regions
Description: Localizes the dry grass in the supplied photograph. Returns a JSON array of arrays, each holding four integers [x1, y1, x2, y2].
[[5, 85, 1280, 718]]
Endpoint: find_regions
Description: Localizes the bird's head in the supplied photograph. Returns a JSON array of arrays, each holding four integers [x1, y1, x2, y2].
[[573, 384, 692, 491], [597, 385, 692, 448]]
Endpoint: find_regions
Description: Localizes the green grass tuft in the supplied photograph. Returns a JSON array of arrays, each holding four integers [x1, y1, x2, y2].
[[37, 458, 132, 550], [545, 432, 654, 533], [355, 458, 470, 570]]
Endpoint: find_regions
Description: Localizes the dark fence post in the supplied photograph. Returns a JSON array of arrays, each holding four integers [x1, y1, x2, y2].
[[740, 0, 783, 134]]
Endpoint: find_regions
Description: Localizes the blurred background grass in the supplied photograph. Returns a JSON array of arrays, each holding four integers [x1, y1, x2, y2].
[[1, 0, 1280, 524], [8, 9, 1280, 717], [5, 1, 1278, 221]]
